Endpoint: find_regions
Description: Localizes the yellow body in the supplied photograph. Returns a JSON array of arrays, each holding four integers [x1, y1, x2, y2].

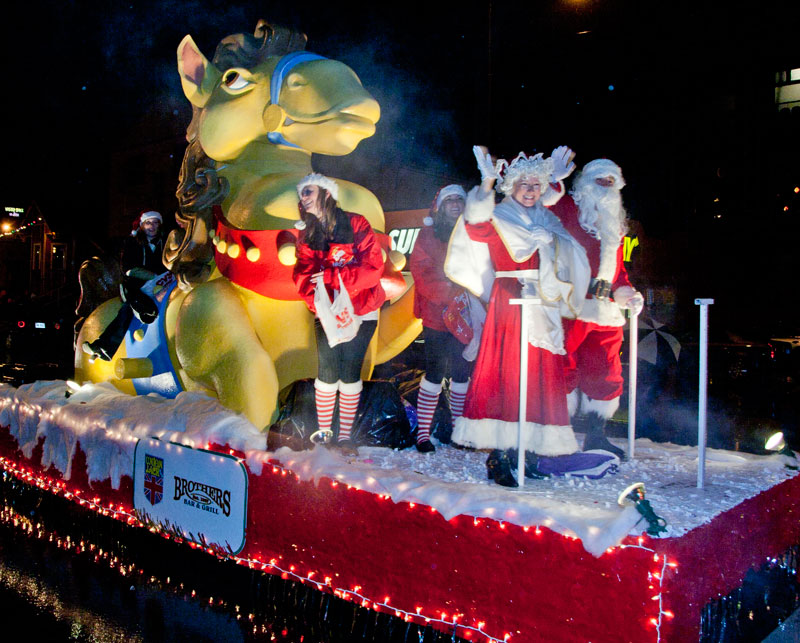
[[75, 26, 421, 429]]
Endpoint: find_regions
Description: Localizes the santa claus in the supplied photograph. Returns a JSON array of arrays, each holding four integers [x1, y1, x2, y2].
[[549, 159, 644, 459]]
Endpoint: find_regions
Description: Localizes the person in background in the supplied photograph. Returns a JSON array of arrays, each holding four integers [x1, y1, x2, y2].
[[292, 174, 385, 456], [409, 184, 477, 453], [82, 210, 165, 360]]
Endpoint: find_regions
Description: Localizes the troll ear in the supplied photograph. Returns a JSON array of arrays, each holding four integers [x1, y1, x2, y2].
[[177, 35, 221, 108]]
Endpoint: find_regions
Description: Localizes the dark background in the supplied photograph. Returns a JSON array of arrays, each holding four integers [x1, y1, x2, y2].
[[1, 0, 799, 337]]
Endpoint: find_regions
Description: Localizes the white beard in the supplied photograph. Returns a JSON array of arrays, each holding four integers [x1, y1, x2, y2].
[[572, 183, 627, 242], [572, 183, 627, 283]]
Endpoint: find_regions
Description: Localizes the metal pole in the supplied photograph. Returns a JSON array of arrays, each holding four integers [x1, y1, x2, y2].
[[510, 298, 540, 487], [695, 298, 714, 489], [628, 310, 640, 460], [511, 299, 530, 487]]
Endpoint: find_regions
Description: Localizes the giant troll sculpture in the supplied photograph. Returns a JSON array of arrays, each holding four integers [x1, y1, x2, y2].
[[75, 21, 421, 430]]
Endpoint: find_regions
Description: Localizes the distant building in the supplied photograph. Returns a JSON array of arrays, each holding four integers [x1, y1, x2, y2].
[[0, 203, 75, 300]]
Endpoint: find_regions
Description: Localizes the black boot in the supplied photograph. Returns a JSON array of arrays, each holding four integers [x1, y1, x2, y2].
[[523, 451, 548, 479], [82, 305, 134, 361], [582, 411, 626, 460], [486, 450, 518, 487], [122, 277, 158, 324], [506, 449, 547, 479]]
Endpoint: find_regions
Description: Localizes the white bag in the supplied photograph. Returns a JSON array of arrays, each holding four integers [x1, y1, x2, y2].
[[314, 274, 361, 347]]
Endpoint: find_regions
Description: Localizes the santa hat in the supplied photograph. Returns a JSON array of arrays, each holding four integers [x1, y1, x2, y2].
[[495, 152, 554, 195], [131, 210, 162, 235], [296, 173, 339, 202], [425, 184, 467, 225], [579, 159, 625, 189]]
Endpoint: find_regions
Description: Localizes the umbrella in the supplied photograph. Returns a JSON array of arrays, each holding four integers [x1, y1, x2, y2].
[[637, 316, 681, 365]]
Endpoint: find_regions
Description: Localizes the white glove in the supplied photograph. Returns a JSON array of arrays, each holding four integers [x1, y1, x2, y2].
[[626, 292, 644, 316], [614, 286, 644, 316], [550, 145, 576, 182], [473, 145, 500, 182]]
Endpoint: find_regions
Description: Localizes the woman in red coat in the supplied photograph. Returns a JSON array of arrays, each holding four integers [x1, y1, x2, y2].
[[292, 174, 385, 453], [409, 184, 475, 452]]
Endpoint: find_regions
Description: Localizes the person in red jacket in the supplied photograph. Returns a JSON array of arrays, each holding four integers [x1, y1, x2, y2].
[[549, 159, 644, 459], [409, 184, 476, 453], [292, 174, 385, 454]]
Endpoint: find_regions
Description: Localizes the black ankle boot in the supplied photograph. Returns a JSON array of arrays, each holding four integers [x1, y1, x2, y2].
[[122, 278, 158, 324], [506, 449, 547, 479], [486, 450, 518, 487], [582, 411, 626, 460]]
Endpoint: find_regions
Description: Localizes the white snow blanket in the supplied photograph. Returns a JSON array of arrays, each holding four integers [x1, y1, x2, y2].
[[1, 381, 796, 557]]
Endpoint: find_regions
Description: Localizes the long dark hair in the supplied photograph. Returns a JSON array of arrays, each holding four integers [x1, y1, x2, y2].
[[299, 189, 353, 250]]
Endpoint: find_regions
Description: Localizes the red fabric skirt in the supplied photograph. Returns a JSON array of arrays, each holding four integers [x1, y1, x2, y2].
[[463, 278, 569, 427]]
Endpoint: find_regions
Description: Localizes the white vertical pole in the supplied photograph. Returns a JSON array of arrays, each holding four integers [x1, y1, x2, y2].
[[628, 311, 640, 460], [510, 298, 540, 488], [695, 298, 714, 489], [516, 302, 530, 487]]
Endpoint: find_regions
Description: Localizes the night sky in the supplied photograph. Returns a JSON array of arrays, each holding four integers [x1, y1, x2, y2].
[[2, 0, 799, 334]]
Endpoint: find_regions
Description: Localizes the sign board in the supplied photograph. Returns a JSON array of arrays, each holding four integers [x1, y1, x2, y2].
[[133, 438, 248, 554]]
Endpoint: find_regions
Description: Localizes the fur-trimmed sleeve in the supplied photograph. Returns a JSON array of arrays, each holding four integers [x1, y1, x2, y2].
[[464, 186, 494, 224]]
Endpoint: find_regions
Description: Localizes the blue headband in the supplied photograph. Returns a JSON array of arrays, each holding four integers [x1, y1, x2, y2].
[[266, 51, 327, 149]]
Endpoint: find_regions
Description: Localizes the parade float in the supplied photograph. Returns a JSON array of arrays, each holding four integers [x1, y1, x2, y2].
[[2, 18, 800, 643]]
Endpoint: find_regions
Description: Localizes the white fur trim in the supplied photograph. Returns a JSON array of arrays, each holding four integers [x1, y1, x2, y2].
[[140, 210, 162, 223], [419, 376, 443, 395], [314, 378, 339, 393], [567, 389, 580, 417], [449, 379, 470, 394], [435, 184, 467, 210], [464, 186, 494, 224], [297, 173, 339, 201], [294, 220, 307, 230], [539, 181, 565, 207], [580, 392, 620, 420], [452, 416, 578, 456], [577, 298, 626, 327], [596, 230, 620, 283], [338, 380, 363, 394]]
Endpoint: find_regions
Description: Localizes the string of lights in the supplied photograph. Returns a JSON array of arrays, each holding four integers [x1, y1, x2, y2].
[[0, 216, 46, 239], [1, 449, 678, 642]]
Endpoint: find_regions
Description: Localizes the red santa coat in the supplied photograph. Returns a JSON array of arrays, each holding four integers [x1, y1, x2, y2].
[[293, 212, 385, 317], [550, 195, 632, 406], [444, 195, 590, 456], [409, 226, 461, 331]]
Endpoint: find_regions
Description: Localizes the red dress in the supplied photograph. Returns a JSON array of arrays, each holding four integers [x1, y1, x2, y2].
[[444, 196, 589, 456]]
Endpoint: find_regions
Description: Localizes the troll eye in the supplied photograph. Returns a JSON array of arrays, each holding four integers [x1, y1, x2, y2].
[[223, 70, 251, 90]]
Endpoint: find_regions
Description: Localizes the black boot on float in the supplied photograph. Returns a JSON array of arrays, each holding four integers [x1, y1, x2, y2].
[[486, 450, 518, 488], [506, 449, 547, 479], [582, 411, 626, 460]]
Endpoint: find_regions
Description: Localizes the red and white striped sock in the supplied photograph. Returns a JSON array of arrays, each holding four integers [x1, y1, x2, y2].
[[416, 377, 442, 444], [314, 379, 338, 436], [337, 380, 362, 442], [448, 380, 469, 420]]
